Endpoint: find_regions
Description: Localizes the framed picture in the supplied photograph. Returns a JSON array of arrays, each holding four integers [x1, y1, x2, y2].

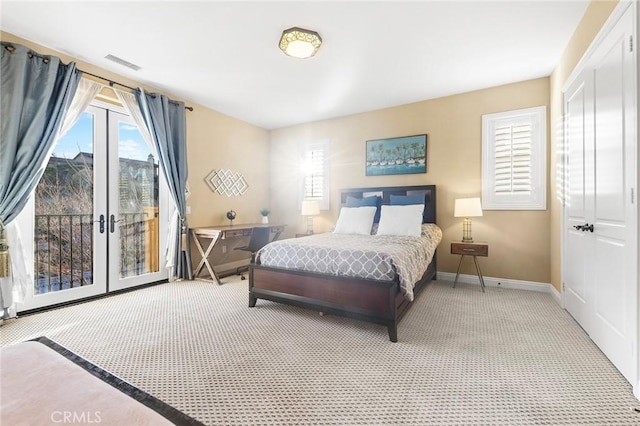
[[365, 134, 427, 176]]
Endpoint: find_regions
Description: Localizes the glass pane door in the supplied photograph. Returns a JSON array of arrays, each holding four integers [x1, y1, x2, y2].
[[16, 105, 168, 312], [17, 106, 108, 311], [108, 111, 167, 291]]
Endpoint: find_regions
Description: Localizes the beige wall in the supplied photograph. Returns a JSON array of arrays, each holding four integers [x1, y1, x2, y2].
[[1, 31, 270, 268], [186, 108, 269, 228], [270, 78, 551, 284], [4, 0, 622, 285], [548, 0, 619, 292], [187, 104, 270, 269]]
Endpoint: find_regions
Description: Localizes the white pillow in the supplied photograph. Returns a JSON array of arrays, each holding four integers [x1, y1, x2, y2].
[[333, 206, 377, 235], [376, 204, 425, 237]]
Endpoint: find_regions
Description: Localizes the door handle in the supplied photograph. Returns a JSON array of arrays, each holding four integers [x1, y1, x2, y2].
[[95, 214, 106, 234], [110, 214, 121, 233], [573, 223, 594, 232]]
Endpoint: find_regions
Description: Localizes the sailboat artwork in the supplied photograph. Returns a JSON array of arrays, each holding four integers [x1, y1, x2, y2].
[[365, 134, 427, 176]]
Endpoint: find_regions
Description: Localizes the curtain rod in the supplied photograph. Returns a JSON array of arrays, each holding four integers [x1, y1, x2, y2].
[[0, 43, 193, 112], [80, 70, 194, 111]]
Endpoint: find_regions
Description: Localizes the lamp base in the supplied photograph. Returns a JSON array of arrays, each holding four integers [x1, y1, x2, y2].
[[461, 218, 473, 243], [306, 216, 314, 234]]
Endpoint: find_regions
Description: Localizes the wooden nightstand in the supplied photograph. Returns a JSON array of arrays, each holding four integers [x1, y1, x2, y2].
[[451, 241, 488, 292]]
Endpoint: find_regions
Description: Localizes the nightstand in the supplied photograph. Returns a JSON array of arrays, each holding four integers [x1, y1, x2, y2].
[[451, 241, 488, 292]]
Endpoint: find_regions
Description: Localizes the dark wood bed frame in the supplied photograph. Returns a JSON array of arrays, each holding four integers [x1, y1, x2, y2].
[[249, 185, 437, 342]]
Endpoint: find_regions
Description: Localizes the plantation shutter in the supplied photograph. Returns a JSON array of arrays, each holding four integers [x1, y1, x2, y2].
[[482, 106, 546, 210], [304, 146, 324, 200], [300, 140, 330, 210], [494, 122, 532, 195]]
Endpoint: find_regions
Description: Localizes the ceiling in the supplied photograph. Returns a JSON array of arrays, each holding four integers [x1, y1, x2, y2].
[[0, 1, 590, 130]]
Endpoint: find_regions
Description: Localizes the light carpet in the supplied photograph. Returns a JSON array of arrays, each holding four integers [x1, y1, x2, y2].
[[2, 277, 639, 425]]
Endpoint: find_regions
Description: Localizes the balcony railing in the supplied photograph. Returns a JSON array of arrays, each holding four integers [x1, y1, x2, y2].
[[34, 211, 158, 295], [35, 214, 93, 294]]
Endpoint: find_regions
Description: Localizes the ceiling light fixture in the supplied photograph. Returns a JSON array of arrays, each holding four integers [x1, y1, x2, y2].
[[279, 27, 322, 59]]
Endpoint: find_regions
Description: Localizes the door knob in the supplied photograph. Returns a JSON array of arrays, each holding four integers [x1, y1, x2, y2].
[[573, 225, 584, 231]]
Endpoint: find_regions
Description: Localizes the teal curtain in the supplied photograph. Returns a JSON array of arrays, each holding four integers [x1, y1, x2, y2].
[[136, 90, 192, 280], [0, 42, 80, 316], [0, 42, 80, 225]]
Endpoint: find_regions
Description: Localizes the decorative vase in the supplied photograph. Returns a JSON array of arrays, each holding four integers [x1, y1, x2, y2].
[[261, 216, 269, 224]]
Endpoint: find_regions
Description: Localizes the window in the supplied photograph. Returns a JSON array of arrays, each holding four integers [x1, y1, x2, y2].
[[482, 106, 546, 210], [301, 140, 330, 210]]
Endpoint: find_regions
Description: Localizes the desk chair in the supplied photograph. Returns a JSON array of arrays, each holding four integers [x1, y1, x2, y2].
[[235, 227, 271, 280]]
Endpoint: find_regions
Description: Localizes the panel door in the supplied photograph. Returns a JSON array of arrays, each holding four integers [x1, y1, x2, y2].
[[589, 6, 635, 382], [564, 72, 594, 331], [563, 5, 636, 383]]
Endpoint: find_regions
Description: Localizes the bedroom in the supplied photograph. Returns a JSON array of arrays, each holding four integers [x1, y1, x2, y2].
[[1, 0, 639, 424]]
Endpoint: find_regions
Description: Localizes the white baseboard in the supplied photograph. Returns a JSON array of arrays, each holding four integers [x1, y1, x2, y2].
[[549, 284, 562, 305], [437, 271, 558, 302]]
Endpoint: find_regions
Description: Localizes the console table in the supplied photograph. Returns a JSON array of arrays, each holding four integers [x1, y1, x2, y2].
[[191, 223, 284, 284]]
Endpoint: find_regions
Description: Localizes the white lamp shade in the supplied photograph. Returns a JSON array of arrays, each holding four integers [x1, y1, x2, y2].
[[301, 200, 320, 216], [454, 198, 483, 218]]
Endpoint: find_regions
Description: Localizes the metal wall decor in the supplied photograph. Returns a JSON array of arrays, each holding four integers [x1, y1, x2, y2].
[[205, 169, 249, 197]]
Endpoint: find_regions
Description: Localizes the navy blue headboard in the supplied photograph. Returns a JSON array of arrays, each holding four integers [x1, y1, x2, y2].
[[340, 185, 436, 224]]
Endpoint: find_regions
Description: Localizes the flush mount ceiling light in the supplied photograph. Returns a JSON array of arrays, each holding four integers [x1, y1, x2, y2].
[[279, 27, 322, 59]]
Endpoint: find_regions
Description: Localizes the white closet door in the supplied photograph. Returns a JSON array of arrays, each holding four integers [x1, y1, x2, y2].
[[564, 71, 593, 331], [563, 4, 636, 383], [589, 5, 635, 383]]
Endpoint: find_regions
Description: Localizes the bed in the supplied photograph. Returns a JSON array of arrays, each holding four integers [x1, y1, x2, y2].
[[249, 185, 440, 342]]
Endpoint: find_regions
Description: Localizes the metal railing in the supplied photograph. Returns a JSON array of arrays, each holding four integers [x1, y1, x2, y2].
[[34, 212, 158, 294], [34, 214, 93, 294]]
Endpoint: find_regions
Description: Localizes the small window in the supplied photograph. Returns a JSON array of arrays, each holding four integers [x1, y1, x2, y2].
[[301, 140, 330, 210], [482, 106, 546, 210]]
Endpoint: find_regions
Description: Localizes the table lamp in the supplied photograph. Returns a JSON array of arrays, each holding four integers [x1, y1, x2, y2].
[[454, 198, 483, 243], [301, 200, 320, 234]]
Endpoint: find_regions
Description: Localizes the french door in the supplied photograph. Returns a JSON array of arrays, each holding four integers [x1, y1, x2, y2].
[[107, 109, 168, 291], [16, 104, 168, 311]]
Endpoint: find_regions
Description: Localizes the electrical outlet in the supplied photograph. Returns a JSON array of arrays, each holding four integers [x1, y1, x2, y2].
[[222, 245, 227, 254], [186, 206, 191, 214]]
